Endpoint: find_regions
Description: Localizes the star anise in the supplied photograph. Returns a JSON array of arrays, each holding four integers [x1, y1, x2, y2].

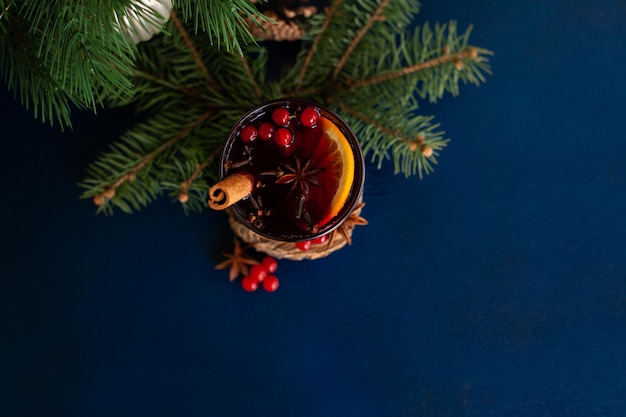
[[275, 155, 324, 195], [329, 201, 368, 246], [215, 238, 259, 281]]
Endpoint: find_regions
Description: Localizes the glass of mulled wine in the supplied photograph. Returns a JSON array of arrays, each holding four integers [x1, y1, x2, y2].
[[215, 98, 365, 242]]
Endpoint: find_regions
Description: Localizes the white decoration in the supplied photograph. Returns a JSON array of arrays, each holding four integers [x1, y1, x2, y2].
[[116, 0, 173, 44]]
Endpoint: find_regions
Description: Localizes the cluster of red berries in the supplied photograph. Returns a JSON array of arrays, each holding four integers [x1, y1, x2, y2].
[[239, 106, 320, 148], [241, 256, 280, 293], [295, 233, 329, 251]]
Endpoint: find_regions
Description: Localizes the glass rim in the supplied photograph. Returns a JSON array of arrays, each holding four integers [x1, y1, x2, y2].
[[219, 97, 365, 242]]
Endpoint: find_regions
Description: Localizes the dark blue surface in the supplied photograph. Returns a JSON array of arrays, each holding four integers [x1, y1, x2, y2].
[[2, 0, 626, 415]]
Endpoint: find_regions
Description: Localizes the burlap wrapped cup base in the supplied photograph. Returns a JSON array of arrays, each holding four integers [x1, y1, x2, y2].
[[227, 200, 363, 261]]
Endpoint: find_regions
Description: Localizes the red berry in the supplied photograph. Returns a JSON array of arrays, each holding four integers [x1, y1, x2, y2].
[[312, 234, 329, 245], [274, 127, 293, 147], [300, 107, 320, 127], [295, 240, 312, 251], [257, 122, 274, 141], [261, 256, 278, 273], [272, 107, 291, 126], [249, 264, 267, 282], [241, 276, 258, 292], [240, 125, 257, 143], [263, 275, 280, 292]]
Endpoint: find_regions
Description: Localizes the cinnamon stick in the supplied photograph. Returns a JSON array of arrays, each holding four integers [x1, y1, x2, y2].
[[207, 173, 254, 210]]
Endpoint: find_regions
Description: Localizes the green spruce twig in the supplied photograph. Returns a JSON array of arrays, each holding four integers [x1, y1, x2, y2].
[[348, 46, 479, 90], [84, 109, 215, 214], [130, 68, 203, 100], [333, 0, 389, 79], [0, 0, 267, 128], [170, 9, 218, 90], [167, 147, 220, 213], [78, 0, 492, 214], [295, 0, 344, 89], [236, 51, 262, 98]]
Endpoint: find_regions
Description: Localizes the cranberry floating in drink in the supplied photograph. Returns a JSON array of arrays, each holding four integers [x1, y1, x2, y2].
[[208, 98, 365, 242]]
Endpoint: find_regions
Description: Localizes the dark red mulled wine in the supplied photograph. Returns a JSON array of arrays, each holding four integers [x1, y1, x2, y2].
[[218, 98, 365, 242]]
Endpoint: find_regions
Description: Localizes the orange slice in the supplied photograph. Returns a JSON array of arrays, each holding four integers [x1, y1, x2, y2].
[[310, 116, 355, 228]]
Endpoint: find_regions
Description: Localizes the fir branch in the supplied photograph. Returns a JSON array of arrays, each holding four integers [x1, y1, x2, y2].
[[0, 3, 10, 21], [339, 22, 493, 104], [333, 0, 389, 79], [291, 0, 419, 89], [158, 109, 239, 214], [86, 108, 214, 205], [74, 0, 493, 214], [2, 0, 266, 129], [130, 68, 202, 100], [39, 4, 135, 107], [348, 45, 478, 90], [170, 10, 217, 90], [116, 109, 213, 185], [329, 96, 448, 178], [174, 0, 267, 54], [247, 44, 270, 87], [108, 22, 224, 110], [295, 0, 344, 89], [331, 96, 435, 153], [331, 97, 405, 140], [0, 1, 140, 128], [205, 48, 268, 107], [288, 85, 323, 98], [179, 148, 219, 196], [237, 52, 262, 98], [159, 147, 219, 214], [0, 14, 73, 127]]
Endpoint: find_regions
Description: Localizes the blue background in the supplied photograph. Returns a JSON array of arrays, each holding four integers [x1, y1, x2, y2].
[[2, 0, 626, 415]]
